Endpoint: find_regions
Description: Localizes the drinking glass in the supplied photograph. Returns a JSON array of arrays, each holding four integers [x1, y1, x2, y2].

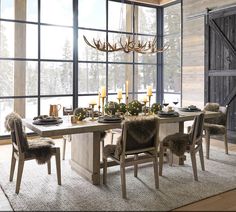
[[163, 99, 169, 108]]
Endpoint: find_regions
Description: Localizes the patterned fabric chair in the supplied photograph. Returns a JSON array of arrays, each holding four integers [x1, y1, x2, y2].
[[159, 113, 205, 181], [5, 112, 61, 194], [203, 103, 228, 159], [103, 116, 159, 199]]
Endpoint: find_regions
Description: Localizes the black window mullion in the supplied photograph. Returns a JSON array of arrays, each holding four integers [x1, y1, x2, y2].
[[73, 0, 78, 108], [37, 0, 41, 115], [106, 0, 109, 103], [157, 7, 163, 104]]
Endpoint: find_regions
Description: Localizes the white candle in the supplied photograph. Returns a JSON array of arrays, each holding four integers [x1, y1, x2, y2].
[[126, 81, 129, 97], [101, 86, 106, 98], [89, 99, 97, 105], [117, 89, 122, 99], [98, 92, 100, 107], [147, 86, 152, 96], [143, 96, 147, 102]]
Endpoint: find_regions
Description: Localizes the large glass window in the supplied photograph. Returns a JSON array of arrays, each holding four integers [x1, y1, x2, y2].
[[163, 3, 181, 106], [0, 0, 182, 137]]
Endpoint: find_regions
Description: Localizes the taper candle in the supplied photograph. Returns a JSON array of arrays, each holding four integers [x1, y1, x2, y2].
[[126, 81, 129, 97], [101, 86, 106, 98]]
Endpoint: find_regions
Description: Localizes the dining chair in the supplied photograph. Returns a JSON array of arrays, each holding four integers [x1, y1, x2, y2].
[[203, 103, 229, 159], [5, 112, 61, 194], [159, 113, 205, 181], [103, 116, 159, 199]]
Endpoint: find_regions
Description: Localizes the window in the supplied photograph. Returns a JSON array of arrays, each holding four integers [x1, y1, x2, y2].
[[0, 0, 182, 137], [163, 3, 182, 106]]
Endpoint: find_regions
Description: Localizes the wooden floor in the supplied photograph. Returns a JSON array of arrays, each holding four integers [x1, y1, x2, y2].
[[0, 138, 236, 211]]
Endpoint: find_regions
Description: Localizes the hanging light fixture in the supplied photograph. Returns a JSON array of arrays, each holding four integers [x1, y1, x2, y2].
[[83, 1, 169, 54]]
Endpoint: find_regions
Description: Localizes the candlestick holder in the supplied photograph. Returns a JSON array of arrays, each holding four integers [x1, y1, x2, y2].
[[126, 96, 129, 105], [142, 100, 148, 116], [117, 97, 122, 104], [98, 105, 101, 115], [101, 96, 106, 116], [89, 103, 97, 121], [147, 95, 152, 114]]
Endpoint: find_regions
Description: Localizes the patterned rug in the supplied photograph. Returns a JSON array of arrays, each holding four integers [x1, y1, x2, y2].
[[0, 146, 236, 211]]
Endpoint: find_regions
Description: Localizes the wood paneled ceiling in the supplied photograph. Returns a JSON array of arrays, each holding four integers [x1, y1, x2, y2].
[[129, 0, 177, 6]]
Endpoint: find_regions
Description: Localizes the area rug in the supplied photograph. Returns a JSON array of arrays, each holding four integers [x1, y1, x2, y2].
[[0, 146, 236, 211]]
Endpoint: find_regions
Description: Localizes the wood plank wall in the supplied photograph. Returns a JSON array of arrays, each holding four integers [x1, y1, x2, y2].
[[182, 0, 236, 108]]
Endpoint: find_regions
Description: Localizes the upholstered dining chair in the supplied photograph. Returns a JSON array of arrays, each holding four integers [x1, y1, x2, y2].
[[103, 116, 159, 199], [203, 103, 229, 159], [159, 113, 205, 181], [5, 112, 61, 194]]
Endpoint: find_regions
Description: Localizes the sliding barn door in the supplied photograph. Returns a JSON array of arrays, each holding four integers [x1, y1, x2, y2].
[[205, 6, 236, 132]]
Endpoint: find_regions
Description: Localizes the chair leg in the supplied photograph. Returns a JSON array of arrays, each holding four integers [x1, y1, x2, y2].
[[168, 149, 173, 166], [55, 149, 61, 185], [47, 159, 51, 175], [62, 137, 66, 160], [103, 157, 107, 184], [15, 159, 24, 194], [120, 163, 126, 199], [205, 129, 210, 159], [153, 155, 159, 189], [111, 132, 114, 145], [9, 150, 16, 182], [134, 154, 138, 177], [159, 143, 164, 176], [199, 144, 205, 171], [224, 132, 228, 154], [190, 152, 198, 181]]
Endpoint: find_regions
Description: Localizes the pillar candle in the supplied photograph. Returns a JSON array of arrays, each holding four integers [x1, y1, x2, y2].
[[117, 89, 122, 99], [147, 86, 152, 96], [101, 86, 106, 98]]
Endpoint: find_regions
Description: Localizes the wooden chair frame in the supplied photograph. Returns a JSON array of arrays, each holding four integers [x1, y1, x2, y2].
[[10, 120, 61, 194], [205, 105, 229, 159], [159, 113, 205, 181], [103, 119, 159, 199]]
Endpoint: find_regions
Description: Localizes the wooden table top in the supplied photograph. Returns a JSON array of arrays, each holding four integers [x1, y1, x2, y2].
[[22, 110, 220, 137]]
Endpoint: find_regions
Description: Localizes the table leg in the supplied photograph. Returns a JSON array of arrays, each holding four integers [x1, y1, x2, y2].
[[70, 132, 101, 185]]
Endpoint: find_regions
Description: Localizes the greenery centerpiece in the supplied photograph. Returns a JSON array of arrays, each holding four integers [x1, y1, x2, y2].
[[73, 108, 87, 121], [105, 101, 119, 115], [151, 103, 162, 114], [127, 100, 142, 115], [118, 103, 127, 114]]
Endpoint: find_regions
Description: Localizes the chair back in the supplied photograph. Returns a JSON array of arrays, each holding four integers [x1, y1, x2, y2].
[[5, 112, 29, 154], [219, 105, 229, 126], [121, 117, 158, 155], [204, 103, 228, 126], [189, 113, 205, 146]]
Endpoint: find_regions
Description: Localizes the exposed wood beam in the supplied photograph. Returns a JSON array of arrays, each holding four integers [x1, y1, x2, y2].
[[209, 19, 236, 59], [209, 70, 236, 77]]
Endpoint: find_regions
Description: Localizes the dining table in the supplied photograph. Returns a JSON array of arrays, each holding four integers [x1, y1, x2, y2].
[[22, 110, 221, 185]]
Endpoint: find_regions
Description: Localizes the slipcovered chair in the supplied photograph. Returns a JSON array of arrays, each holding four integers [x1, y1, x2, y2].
[[5, 112, 61, 194], [103, 116, 159, 199], [203, 103, 229, 159], [159, 113, 205, 181]]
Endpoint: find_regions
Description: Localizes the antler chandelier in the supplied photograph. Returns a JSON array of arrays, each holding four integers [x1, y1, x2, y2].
[[83, 1, 169, 54], [83, 35, 169, 54]]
